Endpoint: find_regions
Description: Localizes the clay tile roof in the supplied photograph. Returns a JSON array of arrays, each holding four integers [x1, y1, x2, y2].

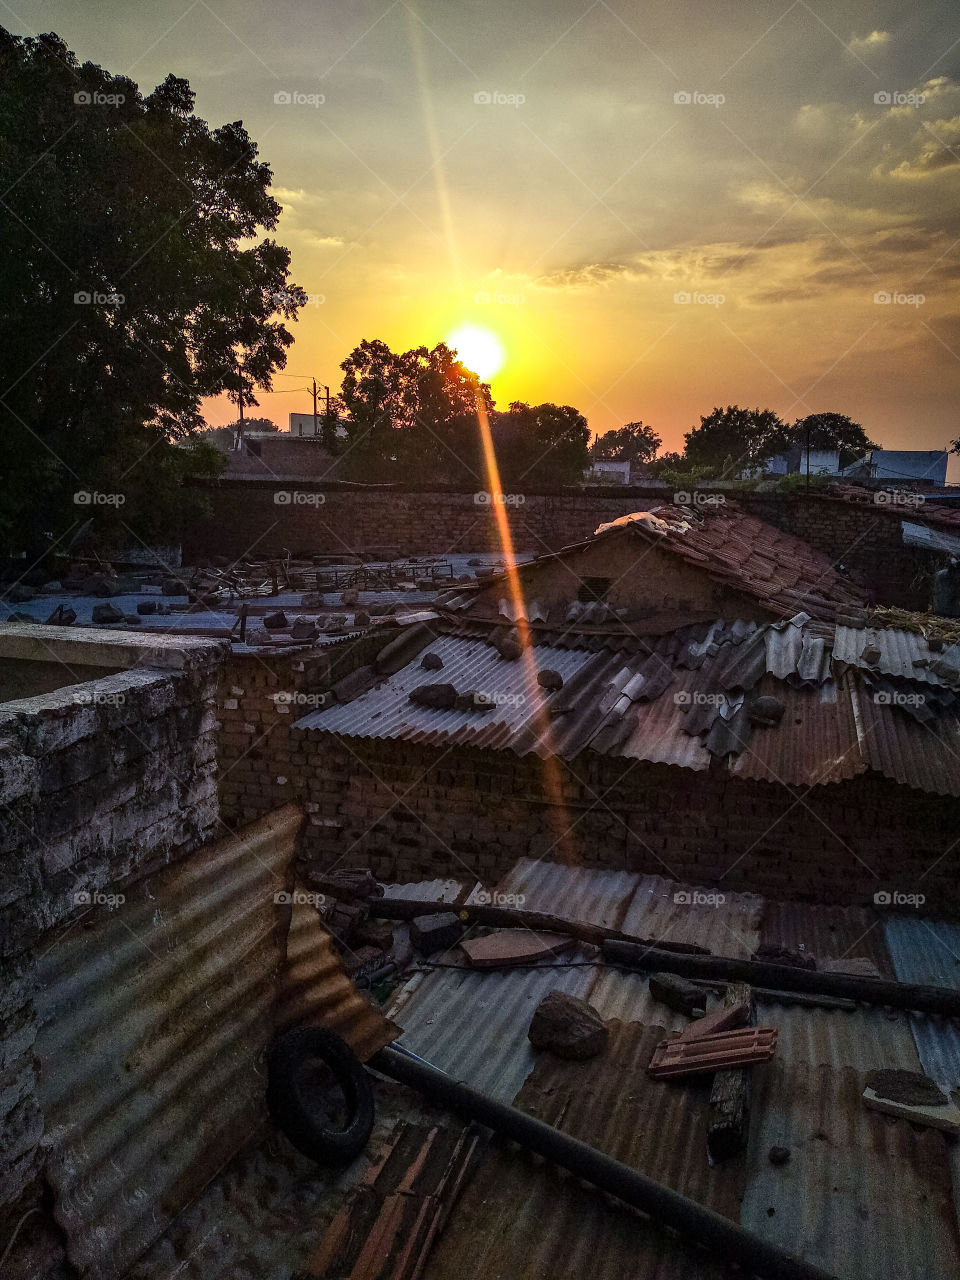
[[609, 503, 866, 621]]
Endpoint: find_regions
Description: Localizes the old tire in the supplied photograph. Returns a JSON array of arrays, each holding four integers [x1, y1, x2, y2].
[[267, 1027, 375, 1164]]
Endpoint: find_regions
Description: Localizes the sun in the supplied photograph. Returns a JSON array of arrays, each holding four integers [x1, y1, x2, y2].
[[445, 323, 506, 380]]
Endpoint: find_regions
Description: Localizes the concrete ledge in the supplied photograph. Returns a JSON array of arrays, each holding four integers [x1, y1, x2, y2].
[[0, 622, 228, 673]]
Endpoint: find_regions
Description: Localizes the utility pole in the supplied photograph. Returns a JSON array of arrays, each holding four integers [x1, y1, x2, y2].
[[233, 357, 245, 452], [312, 378, 318, 439]]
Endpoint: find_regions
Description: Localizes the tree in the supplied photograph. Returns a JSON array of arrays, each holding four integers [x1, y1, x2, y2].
[[683, 406, 790, 474], [596, 421, 662, 466], [0, 28, 304, 557], [337, 339, 493, 481], [787, 413, 878, 469]]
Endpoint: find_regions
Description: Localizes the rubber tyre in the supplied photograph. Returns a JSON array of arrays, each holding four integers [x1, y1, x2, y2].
[[267, 1027, 375, 1164]]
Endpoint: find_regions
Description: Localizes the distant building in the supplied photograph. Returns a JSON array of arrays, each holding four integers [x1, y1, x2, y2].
[[842, 449, 948, 487], [289, 411, 323, 437], [584, 458, 633, 484]]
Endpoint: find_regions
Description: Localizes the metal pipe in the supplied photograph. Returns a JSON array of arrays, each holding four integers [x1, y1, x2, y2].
[[370, 1044, 837, 1280], [602, 940, 960, 1016]]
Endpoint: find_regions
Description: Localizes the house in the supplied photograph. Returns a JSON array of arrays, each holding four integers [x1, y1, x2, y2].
[[584, 457, 633, 485], [451, 501, 866, 625]]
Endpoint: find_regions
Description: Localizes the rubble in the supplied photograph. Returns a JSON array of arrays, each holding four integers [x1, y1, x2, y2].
[[410, 912, 463, 955], [648, 972, 705, 1018], [527, 991, 609, 1060]]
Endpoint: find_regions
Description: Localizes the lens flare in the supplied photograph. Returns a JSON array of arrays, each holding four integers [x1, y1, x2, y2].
[[446, 323, 506, 380]]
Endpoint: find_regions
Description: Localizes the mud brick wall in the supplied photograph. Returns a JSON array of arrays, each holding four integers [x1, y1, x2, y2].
[[0, 643, 224, 1256], [183, 480, 944, 610], [219, 711, 960, 915]]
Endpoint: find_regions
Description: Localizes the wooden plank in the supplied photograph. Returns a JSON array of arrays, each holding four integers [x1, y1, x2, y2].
[[708, 982, 754, 1161], [459, 930, 576, 968]]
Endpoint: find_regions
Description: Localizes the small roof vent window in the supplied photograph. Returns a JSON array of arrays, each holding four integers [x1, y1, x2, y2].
[[578, 577, 611, 603]]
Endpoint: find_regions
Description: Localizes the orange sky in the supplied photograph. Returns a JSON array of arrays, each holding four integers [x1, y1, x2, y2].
[[9, 1, 960, 467]]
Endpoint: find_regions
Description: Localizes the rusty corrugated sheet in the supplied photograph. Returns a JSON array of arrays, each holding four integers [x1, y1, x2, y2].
[[833, 625, 960, 687], [741, 1061, 960, 1279], [760, 899, 895, 977], [277, 901, 399, 1059], [33, 805, 303, 1280], [421, 1021, 744, 1280], [620, 874, 763, 958], [854, 683, 960, 796]]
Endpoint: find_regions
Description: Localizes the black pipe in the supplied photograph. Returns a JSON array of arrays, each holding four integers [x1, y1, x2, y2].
[[370, 1044, 837, 1280], [602, 940, 960, 1017]]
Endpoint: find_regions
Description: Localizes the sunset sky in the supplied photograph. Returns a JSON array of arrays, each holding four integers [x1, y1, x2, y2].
[[8, 0, 960, 459]]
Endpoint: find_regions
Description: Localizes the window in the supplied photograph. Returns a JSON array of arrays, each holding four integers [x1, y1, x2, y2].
[[578, 577, 611, 603]]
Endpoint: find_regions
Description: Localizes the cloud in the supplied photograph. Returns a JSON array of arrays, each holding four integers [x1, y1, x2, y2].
[[533, 261, 640, 290], [849, 30, 890, 55]]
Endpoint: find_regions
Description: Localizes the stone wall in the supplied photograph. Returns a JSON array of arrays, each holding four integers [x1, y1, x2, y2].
[[183, 480, 943, 610], [0, 626, 227, 1268]]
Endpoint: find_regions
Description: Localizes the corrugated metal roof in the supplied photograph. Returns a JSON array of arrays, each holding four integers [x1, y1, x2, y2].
[[277, 902, 399, 1060], [297, 617, 960, 796], [741, 1061, 960, 1279], [421, 1021, 744, 1280], [33, 806, 303, 1280], [902, 519, 960, 556], [385, 859, 960, 1280], [833, 624, 960, 687]]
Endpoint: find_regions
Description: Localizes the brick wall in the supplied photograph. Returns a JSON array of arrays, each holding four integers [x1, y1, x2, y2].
[[183, 481, 941, 609], [0, 632, 226, 1257], [215, 656, 960, 915]]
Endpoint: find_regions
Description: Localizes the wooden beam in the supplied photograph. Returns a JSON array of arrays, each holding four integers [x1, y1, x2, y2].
[[708, 982, 754, 1162]]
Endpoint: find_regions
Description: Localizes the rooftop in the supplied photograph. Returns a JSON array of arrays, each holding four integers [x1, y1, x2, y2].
[[294, 613, 960, 797]]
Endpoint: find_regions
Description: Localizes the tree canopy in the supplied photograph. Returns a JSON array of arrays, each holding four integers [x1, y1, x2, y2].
[[334, 339, 589, 487], [594, 421, 662, 465], [683, 405, 790, 474], [786, 413, 878, 468], [0, 28, 303, 557]]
